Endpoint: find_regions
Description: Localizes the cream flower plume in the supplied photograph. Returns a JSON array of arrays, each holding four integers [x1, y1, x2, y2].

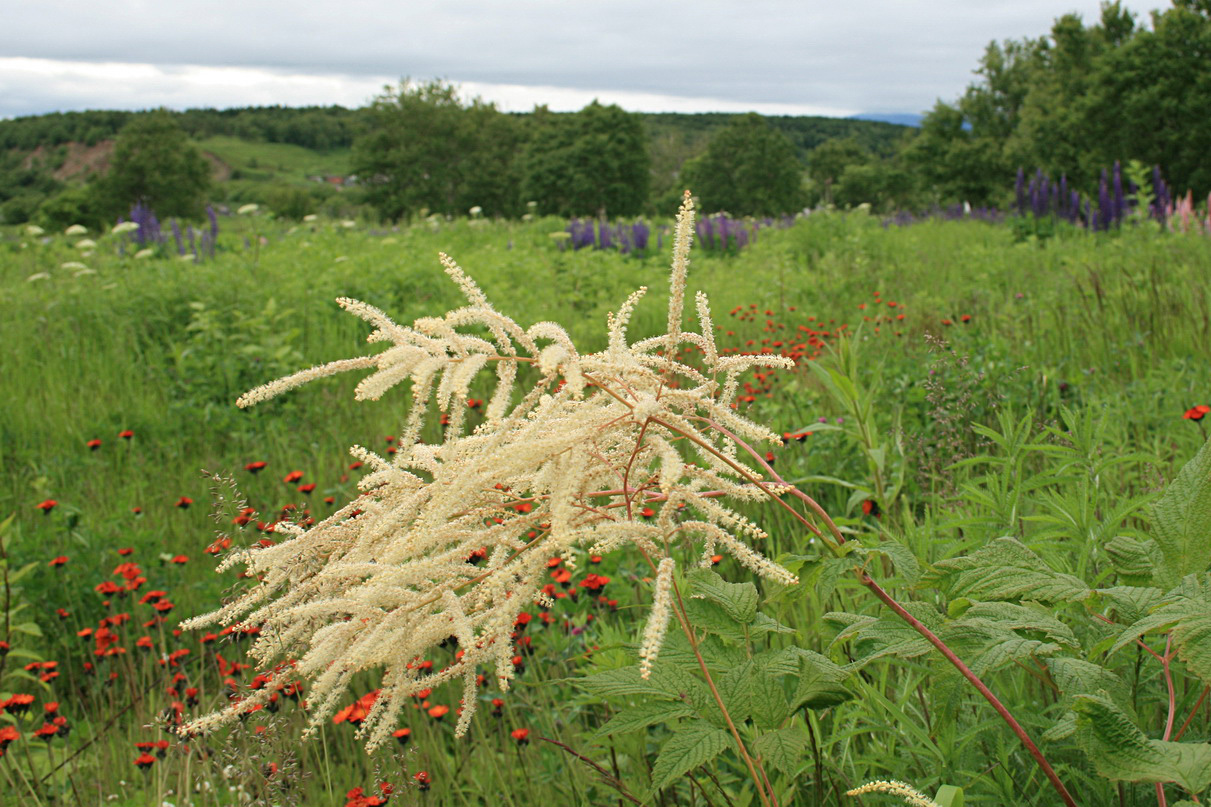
[[182, 190, 796, 752]]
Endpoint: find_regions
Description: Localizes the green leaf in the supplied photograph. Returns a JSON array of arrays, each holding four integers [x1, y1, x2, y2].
[[1151, 438, 1211, 588], [688, 569, 758, 624], [791, 651, 852, 710], [752, 725, 808, 776], [648, 720, 730, 794], [716, 661, 754, 723], [957, 601, 1079, 647], [789, 550, 855, 605], [934, 785, 964, 807], [1043, 658, 1132, 742], [750, 611, 796, 635], [1104, 535, 1158, 585], [595, 701, 694, 739], [682, 597, 747, 642], [749, 674, 790, 730], [577, 666, 674, 699], [825, 603, 937, 667], [1097, 586, 1167, 626], [8, 561, 39, 585], [1073, 694, 1211, 793], [925, 537, 1091, 603], [1110, 576, 1211, 688], [13, 621, 42, 637]]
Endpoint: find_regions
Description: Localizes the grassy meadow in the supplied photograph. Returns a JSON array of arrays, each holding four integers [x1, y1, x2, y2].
[[0, 208, 1209, 807]]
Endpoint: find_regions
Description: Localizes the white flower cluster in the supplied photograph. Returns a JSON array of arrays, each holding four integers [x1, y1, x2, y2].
[[845, 780, 942, 807], [181, 191, 797, 751]]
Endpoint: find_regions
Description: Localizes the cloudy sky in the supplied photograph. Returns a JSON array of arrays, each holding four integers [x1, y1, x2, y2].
[[1, 1, 1158, 120]]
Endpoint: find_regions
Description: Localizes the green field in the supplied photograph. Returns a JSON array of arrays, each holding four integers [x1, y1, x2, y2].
[[0, 209, 1209, 806], [194, 135, 352, 185]]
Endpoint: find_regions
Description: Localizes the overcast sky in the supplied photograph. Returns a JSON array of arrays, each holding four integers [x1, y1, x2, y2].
[[0, 1, 1160, 121]]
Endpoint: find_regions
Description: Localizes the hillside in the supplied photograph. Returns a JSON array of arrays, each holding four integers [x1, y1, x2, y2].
[[0, 105, 908, 224]]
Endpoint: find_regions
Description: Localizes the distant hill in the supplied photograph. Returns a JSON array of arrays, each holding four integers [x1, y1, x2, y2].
[[0, 105, 912, 223], [851, 113, 923, 128]]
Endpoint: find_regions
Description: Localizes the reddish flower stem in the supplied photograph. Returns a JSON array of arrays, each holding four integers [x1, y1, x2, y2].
[[1174, 686, 1210, 742], [671, 416, 1079, 807], [859, 573, 1078, 807]]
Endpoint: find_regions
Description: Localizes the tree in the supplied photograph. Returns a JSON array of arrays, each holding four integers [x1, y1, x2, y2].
[[522, 101, 649, 218], [97, 109, 212, 219], [807, 137, 870, 204], [679, 113, 805, 216], [352, 80, 523, 221]]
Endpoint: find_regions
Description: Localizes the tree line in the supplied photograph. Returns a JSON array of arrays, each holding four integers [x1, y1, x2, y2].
[[828, 0, 1211, 210], [4, 1, 1210, 226]]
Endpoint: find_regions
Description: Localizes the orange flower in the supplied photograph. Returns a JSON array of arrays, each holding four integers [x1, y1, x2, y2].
[[1183, 405, 1210, 421]]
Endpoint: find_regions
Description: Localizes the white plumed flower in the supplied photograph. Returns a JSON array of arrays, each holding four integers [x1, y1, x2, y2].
[[182, 190, 796, 753]]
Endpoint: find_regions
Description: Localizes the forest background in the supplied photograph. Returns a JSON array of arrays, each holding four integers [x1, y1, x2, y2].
[[3, 1, 1210, 227]]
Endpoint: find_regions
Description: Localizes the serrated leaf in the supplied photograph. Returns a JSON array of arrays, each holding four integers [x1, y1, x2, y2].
[[1097, 586, 1167, 626], [682, 597, 747, 642], [1073, 694, 1211, 793], [716, 660, 754, 723], [754, 647, 803, 677], [1043, 658, 1132, 741], [658, 631, 745, 672], [750, 674, 790, 729], [862, 539, 921, 586], [925, 537, 1091, 603], [652, 664, 716, 718], [1048, 658, 1131, 707], [958, 601, 1079, 647], [688, 569, 758, 624], [1151, 438, 1211, 588], [798, 555, 851, 604], [648, 721, 730, 793], [792, 651, 852, 710], [1105, 535, 1158, 585], [577, 666, 676, 700], [750, 611, 795, 635], [752, 726, 808, 776], [825, 603, 937, 667], [1042, 712, 1078, 743], [595, 701, 694, 738], [1110, 576, 1211, 688]]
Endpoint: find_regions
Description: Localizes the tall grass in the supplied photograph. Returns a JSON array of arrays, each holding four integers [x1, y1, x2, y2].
[[0, 210, 1208, 805]]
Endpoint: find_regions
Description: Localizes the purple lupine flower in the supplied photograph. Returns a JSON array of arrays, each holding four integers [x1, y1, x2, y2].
[[170, 219, 184, 255], [597, 219, 613, 251], [206, 204, 219, 243], [1097, 171, 1111, 231], [1112, 161, 1125, 226], [1152, 165, 1170, 223], [187, 224, 196, 257], [631, 220, 650, 252]]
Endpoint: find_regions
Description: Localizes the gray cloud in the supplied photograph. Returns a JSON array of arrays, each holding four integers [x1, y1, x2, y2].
[[0, 1, 1158, 117]]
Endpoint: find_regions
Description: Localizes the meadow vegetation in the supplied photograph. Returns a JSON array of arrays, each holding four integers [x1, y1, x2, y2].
[[0, 198, 1209, 806]]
